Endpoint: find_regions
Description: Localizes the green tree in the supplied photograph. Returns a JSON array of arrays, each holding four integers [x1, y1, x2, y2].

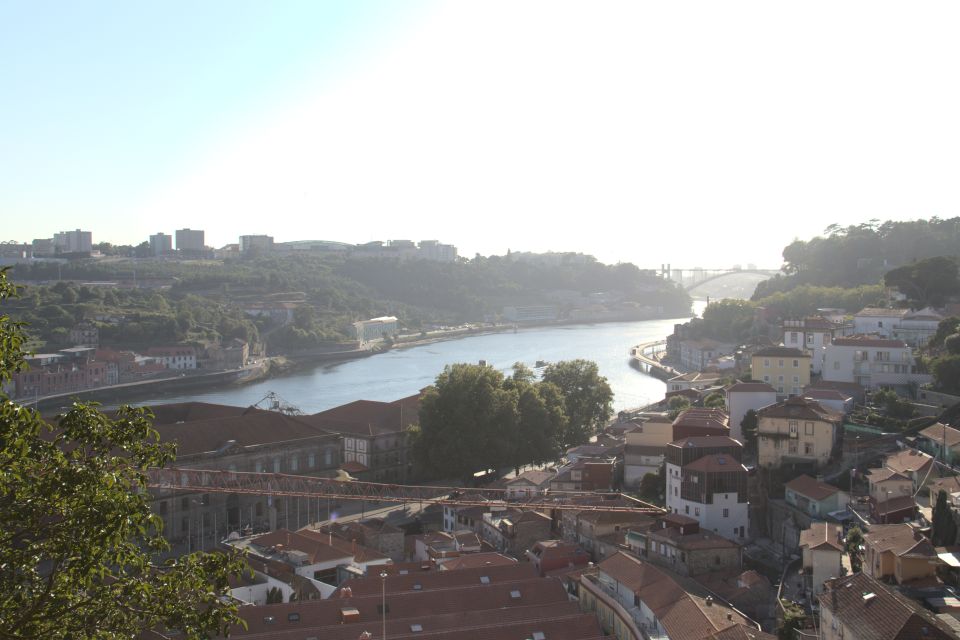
[[637, 466, 665, 505], [700, 299, 755, 343], [740, 409, 759, 455], [704, 392, 726, 408], [884, 256, 960, 308], [415, 364, 518, 482], [945, 333, 960, 356], [0, 269, 244, 639], [932, 490, 958, 546], [510, 382, 567, 473], [932, 355, 960, 394], [929, 317, 960, 350], [541, 359, 613, 449], [667, 395, 691, 420], [778, 599, 805, 640], [845, 526, 864, 573]]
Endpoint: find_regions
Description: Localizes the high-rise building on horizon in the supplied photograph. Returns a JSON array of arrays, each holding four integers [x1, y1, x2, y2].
[[53, 229, 93, 254], [175, 228, 204, 252], [149, 232, 173, 256]]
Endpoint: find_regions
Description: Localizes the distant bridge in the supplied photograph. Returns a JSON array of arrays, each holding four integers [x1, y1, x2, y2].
[[680, 269, 780, 291]]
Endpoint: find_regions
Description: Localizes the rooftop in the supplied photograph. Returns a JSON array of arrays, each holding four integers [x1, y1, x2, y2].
[[757, 396, 842, 423], [785, 474, 842, 501], [885, 448, 935, 476], [819, 572, 954, 640], [752, 346, 809, 358], [855, 307, 911, 318], [684, 453, 748, 474], [299, 393, 421, 437], [726, 381, 777, 394], [867, 467, 912, 484], [832, 335, 909, 348], [799, 522, 844, 552], [863, 524, 937, 558], [920, 423, 960, 449]]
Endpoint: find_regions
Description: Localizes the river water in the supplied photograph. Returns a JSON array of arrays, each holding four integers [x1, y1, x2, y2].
[[141, 301, 707, 414]]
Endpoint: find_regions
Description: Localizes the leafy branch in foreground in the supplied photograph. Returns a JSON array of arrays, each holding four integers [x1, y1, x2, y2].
[[0, 268, 245, 640]]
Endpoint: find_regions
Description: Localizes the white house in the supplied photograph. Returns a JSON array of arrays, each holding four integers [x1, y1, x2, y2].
[[893, 307, 944, 348], [820, 335, 931, 391], [852, 308, 909, 339], [725, 381, 777, 442], [799, 522, 844, 597], [504, 470, 555, 499], [782, 316, 852, 373], [623, 415, 673, 486], [145, 346, 197, 370]]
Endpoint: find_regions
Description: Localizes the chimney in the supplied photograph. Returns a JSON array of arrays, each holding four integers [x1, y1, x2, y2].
[[705, 596, 713, 607]]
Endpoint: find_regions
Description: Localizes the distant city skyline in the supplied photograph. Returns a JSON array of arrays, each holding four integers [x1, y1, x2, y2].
[[3, 1, 959, 268]]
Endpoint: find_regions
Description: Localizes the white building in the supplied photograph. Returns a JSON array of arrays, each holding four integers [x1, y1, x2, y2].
[[782, 316, 852, 373], [623, 415, 673, 486], [820, 335, 931, 391], [852, 308, 909, 338], [725, 381, 776, 442], [352, 316, 398, 342], [665, 437, 749, 542], [799, 522, 844, 597], [145, 346, 197, 370], [677, 338, 735, 372], [893, 307, 944, 348]]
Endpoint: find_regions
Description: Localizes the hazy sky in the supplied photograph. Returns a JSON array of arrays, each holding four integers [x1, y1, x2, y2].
[[3, 1, 959, 269]]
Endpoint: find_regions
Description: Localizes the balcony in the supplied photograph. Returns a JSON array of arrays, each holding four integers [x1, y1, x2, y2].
[[580, 574, 648, 640]]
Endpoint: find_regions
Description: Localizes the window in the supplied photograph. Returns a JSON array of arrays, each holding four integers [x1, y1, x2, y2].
[[694, 507, 700, 516], [791, 332, 798, 341], [833, 361, 840, 370], [685, 505, 689, 514], [255, 460, 263, 473], [793, 359, 799, 367], [778, 375, 784, 382], [723, 508, 729, 518], [764, 359, 770, 367], [793, 375, 799, 383], [789, 421, 798, 436], [804, 443, 814, 455], [308, 453, 316, 468], [273, 458, 281, 473], [764, 375, 770, 382], [804, 422, 815, 435], [291, 457, 299, 472], [778, 359, 784, 367]]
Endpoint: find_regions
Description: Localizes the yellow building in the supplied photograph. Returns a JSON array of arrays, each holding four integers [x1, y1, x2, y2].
[[756, 396, 841, 469], [750, 346, 811, 398], [862, 524, 940, 585]]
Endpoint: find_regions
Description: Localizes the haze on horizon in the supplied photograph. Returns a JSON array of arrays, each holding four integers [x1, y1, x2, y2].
[[3, 1, 959, 269]]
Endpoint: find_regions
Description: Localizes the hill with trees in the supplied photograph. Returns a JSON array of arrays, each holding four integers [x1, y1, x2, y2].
[[6, 253, 690, 352]]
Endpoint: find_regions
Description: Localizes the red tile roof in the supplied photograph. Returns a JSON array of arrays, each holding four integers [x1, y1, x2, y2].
[[726, 382, 777, 393], [299, 394, 421, 437], [752, 346, 809, 358], [757, 396, 842, 423], [799, 522, 844, 552], [785, 475, 842, 501], [684, 453, 747, 474], [832, 335, 908, 348]]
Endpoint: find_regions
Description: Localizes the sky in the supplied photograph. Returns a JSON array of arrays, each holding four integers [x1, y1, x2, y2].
[[3, 1, 960, 269]]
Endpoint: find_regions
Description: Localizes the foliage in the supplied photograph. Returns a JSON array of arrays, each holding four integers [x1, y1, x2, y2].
[[845, 526, 864, 573], [870, 388, 916, 421], [755, 217, 960, 298], [637, 467, 665, 506], [884, 256, 960, 308], [740, 409, 759, 455], [541, 360, 613, 449], [699, 299, 756, 343], [704, 392, 726, 408], [752, 283, 885, 318], [931, 355, 960, 395], [0, 269, 244, 639], [932, 490, 958, 546], [929, 317, 960, 350], [778, 599, 805, 640], [945, 334, 960, 356], [266, 587, 284, 605], [667, 395, 691, 420], [414, 364, 518, 482]]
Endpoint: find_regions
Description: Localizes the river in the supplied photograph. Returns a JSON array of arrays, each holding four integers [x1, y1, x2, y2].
[[134, 302, 707, 414]]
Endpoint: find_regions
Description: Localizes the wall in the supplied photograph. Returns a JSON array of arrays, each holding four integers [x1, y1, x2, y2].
[[751, 355, 811, 398]]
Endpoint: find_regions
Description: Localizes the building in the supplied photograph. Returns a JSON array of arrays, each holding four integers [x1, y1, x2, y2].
[[145, 346, 197, 370], [143, 403, 343, 546], [821, 335, 930, 391], [725, 381, 777, 442], [756, 396, 842, 469], [352, 316, 398, 342], [750, 346, 811, 398], [69, 321, 99, 347], [12, 348, 107, 398], [677, 338, 736, 372], [666, 371, 723, 393], [504, 469, 556, 499], [624, 414, 673, 486], [175, 228, 205, 252], [819, 573, 955, 640], [527, 540, 591, 576], [418, 239, 458, 262], [226, 563, 605, 640], [918, 423, 960, 465], [883, 448, 935, 494], [149, 232, 172, 255], [852, 307, 910, 338], [862, 524, 940, 584], [574, 511, 656, 561], [550, 459, 615, 492], [671, 408, 731, 440], [801, 388, 854, 415], [784, 475, 850, 519], [894, 307, 944, 348], [481, 509, 553, 558], [625, 514, 743, 577], [502, 305, 558, 322], [665, 436, 748, 542], [866, 468, 917, 524], [239, 234, 275, 255], [799, 522, 844, 596], [579, 552, 767, 640], [53, 229, 92, 254], [782, 316, 852, 374], [317, 518, 405, 562], [301, 394, 420, 483]]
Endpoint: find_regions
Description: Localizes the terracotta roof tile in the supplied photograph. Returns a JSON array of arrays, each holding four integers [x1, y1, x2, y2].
[[799, 522, 844, 552], [785, 475, 841, 501]]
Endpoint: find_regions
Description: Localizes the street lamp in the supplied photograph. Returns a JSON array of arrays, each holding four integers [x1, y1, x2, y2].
[[380, 570, 388, 640]]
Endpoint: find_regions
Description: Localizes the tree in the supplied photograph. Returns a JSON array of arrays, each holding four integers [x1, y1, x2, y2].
[[704, 392, 726, 408], [740, 409, 759, 455], [945, 333, 960, 356], [932, 355, 960, 395], [541, 360, 613, 449], [667, 395, 691, 420], [778, 599, 805, 640], [0, 269, 244, 639], [932, 490, 958, 546], [415, 363, 518, 482], [637, 466, 665, 505], [845, 526, 864, 573], [929, 317, 960, 350], [510, 382, 567, 473], [884, 256, 960, 308]]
